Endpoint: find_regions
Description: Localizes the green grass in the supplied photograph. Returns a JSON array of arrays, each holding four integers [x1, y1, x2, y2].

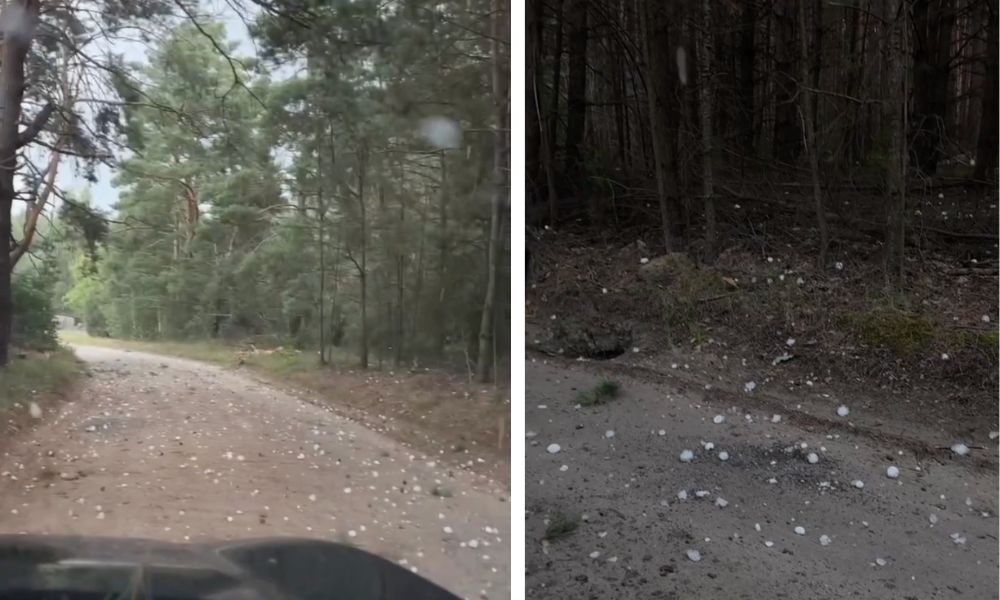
[[577, 379, 622, 406], [841, 306, 937, 356], [543, 512, 580, 541], [0, 347, 83, 413]]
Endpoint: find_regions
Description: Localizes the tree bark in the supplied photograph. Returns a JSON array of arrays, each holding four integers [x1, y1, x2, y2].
[[643, 0, 681, 252], [773, 0, 802, 161], [478, 0, 507, 383], [527, 0, 543, 202], [739, 0, 757, 157], [910, 0, 955, 174], [0, 0, 41, 367], [698, 0, 716, 260], [798, 0, 830, 269], [884, 0, 908, 289], [563, 0, 588, 178], [974, 0, 998, 180]]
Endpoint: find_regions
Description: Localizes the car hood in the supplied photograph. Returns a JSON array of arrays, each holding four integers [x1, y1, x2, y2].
[[0, 534, 459, 599]]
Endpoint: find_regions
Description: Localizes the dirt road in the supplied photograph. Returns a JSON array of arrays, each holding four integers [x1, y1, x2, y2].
[[0, 346, 509, 600], [526, 358, 998, 599]]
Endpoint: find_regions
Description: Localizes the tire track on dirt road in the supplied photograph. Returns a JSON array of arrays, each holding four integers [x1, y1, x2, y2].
[[0, 346, 509, 600]]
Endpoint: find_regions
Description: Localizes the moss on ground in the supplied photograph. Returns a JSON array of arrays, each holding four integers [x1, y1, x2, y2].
[[841, 306, 937, 356]]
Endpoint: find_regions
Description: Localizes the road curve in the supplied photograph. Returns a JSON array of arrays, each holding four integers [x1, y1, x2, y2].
[[0, 346, 509, 600]]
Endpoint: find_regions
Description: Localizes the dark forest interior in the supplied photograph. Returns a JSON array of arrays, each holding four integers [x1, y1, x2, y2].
[[526, 0, 998, 424]]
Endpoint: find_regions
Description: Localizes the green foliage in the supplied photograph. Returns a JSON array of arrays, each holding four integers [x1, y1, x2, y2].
[[38, 4, 508, 379], [10, 272, 59, 351], [63, 254, 109, 336], [577, 379, 622, 406]]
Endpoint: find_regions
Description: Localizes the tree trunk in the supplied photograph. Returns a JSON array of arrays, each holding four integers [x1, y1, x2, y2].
[[434, 150, 448, 357], [527, 0, 543, 201], [563, 0, 588, 178], [478, 0, 507, 383], [739, 0, 757, 157], [974, 0, 998, 180], [643, 0, 681, 252], [798, 0, 830, 268], [910, 0, 955, 174], [318, 175, 326, 363], [699, 0, 716, 261], [0, 0, 41, 367], [773, 0, 802, 161], [357, 147, 369, 369], [884, 0, 908, 289]]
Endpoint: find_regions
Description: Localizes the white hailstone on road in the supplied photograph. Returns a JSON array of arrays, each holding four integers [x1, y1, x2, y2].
[[559, 465, 569, 472], [468, 539, 479, 549], [605, 430, 615, 439], [941, 353, 950, 360], [929, 514, 938, 525], [713, 415, 725, 424], [835, 262, 844, 270], [836, 405, 850, 417], [679, 450, 695, 462], [632, 347, 640, 353], [772, 414, 782, 423], [677, 490, 688, 500], [982, 315, 991, 323], [852, 479, 865, 489], [694, 490, 710, 498], [658, 429, 667, 436], [819, 535, 831, 546], [950, 443, 970, 456], [886, 466, 900, 479], [28, 402, 42, 419], [764, 540, 774, 547], [589, 551, 601, 559], [744, 381, 757, 393], [807, 453, 819, 464], [786, 338, 796, 347], [794, 526, 806, 535], [640, 257, 650, 265], [718, 451, 730, 461], [875, 558, 887, 567], [546, 444, 561, 454], [990, 431, 1000, 440], [754, 523, 761, 532], [950, 533, 967, 545], [686, 549, 702, 562], [443, 526, 453, 534], [704, 442, 715, 451], [715, 497, 729, 508]]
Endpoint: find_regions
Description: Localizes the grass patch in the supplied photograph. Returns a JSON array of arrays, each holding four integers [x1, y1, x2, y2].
[[951, 329, 999, 364], [59, 331, 238, 364], [648, 253, 730, 343], [0, 348, 82, 413], [58, 331, 339, 373], [841, 306, 937, 356], [577, 379, 622, 406], [543, 512, 580, 541]]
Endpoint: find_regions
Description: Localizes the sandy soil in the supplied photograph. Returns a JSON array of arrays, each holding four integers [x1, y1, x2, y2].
[[0, 346, 509, 600], [525, 358, 998, 599]]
